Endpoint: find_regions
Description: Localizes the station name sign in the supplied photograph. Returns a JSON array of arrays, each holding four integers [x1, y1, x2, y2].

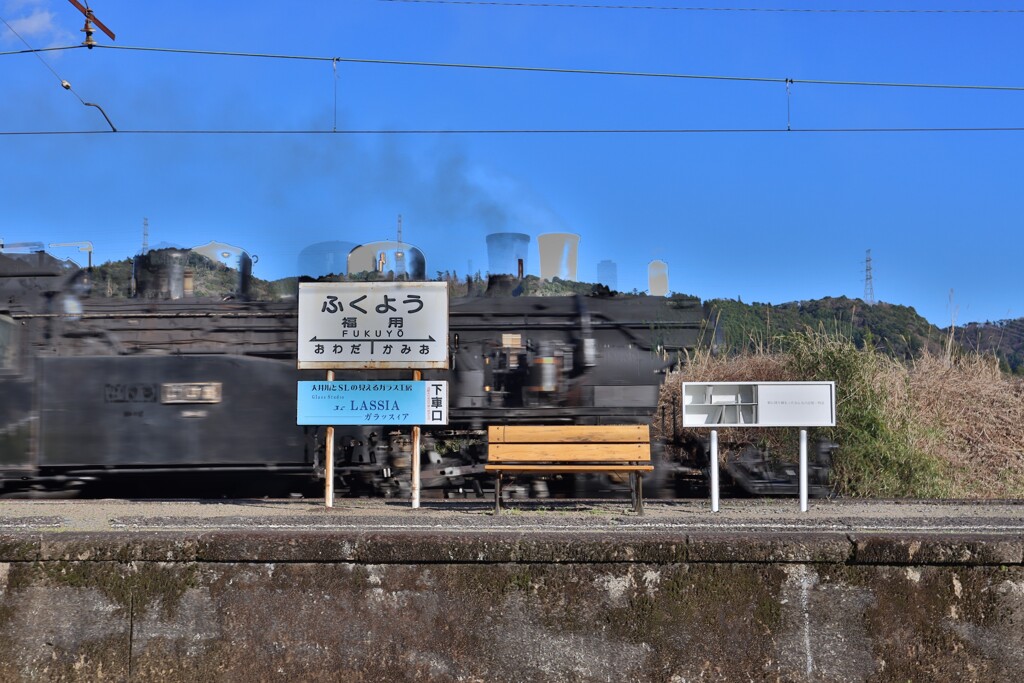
[[297, 282, 449, 370], [297, 380, 448, 426]]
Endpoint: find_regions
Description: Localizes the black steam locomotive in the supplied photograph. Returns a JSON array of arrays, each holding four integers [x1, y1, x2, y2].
[[0, 246, 707, 497]]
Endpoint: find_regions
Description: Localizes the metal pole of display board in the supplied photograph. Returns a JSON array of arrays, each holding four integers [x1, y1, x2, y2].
[[325, 370, 335, 509], [710, 429, 719, 513], [411, 369, 422, 509], [799, 428, 808, 513]]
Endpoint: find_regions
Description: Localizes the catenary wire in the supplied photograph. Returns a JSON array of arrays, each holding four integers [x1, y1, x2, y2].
[[4, 43, 1022, 92], [377, 0, 1024, 12], [86, 44, 1024, 93], [4, 127, 1024, 135], [0, 17, 86, 104], [4, 44, 1020, 133], [0, 45, 84, 57], [0, 22, 116, 130]]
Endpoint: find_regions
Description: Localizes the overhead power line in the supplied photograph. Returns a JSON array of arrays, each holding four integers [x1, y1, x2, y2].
[[0, 45, 83, 57], [4, 126, 1024, 136], [378, 0, 1024, 12], [1, 16, 80, 95], [4, 42, 1021, 135], [4, 43, 1022, 93], [87, 44, 1024, 93], [0, 16, 116, 131]]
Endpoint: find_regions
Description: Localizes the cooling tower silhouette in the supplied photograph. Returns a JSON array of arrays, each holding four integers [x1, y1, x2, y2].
[[486, 232, 530, 277], [297, 241, 358, 278], [538, 233, 580, 281], [597, 260, 618, 291], [648, 260, 669, 296], [348, 241, 426, 280]]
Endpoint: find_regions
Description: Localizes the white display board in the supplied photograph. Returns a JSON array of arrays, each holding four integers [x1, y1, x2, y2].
[[682, 381, 835, 428], [297, 282, 449, 370], [682, 381, 836, 514]]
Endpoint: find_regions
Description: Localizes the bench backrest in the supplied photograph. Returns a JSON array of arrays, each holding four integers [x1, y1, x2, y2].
[[487, 424, 651, 464]]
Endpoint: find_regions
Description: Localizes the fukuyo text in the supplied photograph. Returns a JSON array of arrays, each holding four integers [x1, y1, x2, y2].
[[297, 281, 449, 369]]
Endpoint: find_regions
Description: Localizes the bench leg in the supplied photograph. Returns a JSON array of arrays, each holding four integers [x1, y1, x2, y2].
[[636, 472, 644, 516], [629, 472, 637, 511], [494, 473, 502, 515]]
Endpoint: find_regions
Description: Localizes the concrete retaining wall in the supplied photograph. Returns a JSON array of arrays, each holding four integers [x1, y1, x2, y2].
[[2, 531, 1023, 682]]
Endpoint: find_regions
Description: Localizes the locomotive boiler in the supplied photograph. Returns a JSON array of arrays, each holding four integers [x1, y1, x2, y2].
[[0, 247, 707, 497]]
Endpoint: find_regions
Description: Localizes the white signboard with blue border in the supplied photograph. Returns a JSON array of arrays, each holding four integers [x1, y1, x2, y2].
[[297, 380, 448, 426], [297, 282, 449, 370]]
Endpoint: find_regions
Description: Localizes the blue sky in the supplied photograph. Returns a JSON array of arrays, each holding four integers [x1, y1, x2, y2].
[[2, 0, 1021, 325]]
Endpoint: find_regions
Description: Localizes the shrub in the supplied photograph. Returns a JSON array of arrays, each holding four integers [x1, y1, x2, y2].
[[783, 328, 948, 498], [660, 325, 1024, 498]]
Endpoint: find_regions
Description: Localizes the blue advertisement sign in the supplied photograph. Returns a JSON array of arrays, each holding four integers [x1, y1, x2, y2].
[[297, 380, 448, 426]]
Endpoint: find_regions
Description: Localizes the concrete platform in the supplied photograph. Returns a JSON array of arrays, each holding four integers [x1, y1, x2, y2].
[[2, 499, 1024, 681]]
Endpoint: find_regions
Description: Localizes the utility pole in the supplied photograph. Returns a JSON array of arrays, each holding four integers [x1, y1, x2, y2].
[[864, 249, 875, 305], [67, 0, 116, 48], [142, 217, 149, 254], [395, 214, 405, 276]]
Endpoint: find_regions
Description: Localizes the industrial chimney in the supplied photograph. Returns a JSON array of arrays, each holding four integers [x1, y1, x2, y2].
[[486, 232, 530, 277]]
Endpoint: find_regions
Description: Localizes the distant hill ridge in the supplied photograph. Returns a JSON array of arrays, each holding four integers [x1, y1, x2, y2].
[[87, 258, 1024, 375], [705, 297, 1023, 375]]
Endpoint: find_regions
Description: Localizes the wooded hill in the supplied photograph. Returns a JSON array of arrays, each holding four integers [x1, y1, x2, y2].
[[86, 257, 1024, 374], [705, 297, 1024, 376]]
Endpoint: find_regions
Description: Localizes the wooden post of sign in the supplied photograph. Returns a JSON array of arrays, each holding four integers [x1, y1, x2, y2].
[[411, 370, 422, 508], [325, 370, 335, 509]]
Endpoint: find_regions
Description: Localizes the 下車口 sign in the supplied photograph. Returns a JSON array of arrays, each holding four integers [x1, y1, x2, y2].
[[297, 282, 449, 370], [297, 380, 448, 426]]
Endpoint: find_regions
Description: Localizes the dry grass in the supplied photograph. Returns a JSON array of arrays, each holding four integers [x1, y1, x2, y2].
[[656, 349, 796, 453], [657, 332, 1024, 499], [908, 352, 1024, 498]]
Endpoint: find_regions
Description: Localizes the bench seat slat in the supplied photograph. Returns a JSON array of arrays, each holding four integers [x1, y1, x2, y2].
[[485, 464, 654, 473], [486, 424, 653, 516], [488, 443, 650, 462], [488, 424, 649, 444]]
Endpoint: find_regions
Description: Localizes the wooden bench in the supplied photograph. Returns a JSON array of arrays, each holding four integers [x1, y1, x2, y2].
[[485, 424, 654, 515]]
